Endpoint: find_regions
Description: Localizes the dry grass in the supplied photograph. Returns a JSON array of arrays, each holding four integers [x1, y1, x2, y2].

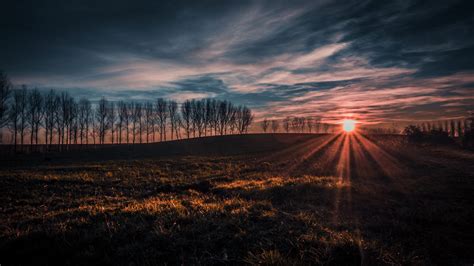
[[0, 134, 473, 265]]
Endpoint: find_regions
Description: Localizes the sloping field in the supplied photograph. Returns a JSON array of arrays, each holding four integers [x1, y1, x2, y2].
[[0, 133, 473, 265], [0, 134, 319, 165]]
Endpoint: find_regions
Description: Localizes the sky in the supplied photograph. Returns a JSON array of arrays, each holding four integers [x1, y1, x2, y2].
[[1, 0, 473, 124]]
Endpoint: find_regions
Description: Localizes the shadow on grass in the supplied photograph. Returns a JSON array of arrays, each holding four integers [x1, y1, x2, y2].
[[1, 138, 474, 265], [1, 175, 369, 265]]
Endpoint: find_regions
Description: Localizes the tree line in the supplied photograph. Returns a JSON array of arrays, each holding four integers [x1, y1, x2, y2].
[[414, 120, 470, 138], [404, 117, 474, 148], [260, 117, 337, 133], [0, 72, 253, 150]]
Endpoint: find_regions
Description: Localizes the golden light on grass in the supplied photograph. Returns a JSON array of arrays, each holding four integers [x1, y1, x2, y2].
[[342, 119, 356, 133]]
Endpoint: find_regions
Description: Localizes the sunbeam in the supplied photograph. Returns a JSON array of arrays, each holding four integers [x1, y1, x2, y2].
[[353, 133, 405, 181]]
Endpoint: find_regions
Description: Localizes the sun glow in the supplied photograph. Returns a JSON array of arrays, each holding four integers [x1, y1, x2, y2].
[[342, 119, 356, 133]]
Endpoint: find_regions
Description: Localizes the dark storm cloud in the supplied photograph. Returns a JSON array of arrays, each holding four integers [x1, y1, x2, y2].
[[336, 0, 474, 76], [1, 0, 473, 122]]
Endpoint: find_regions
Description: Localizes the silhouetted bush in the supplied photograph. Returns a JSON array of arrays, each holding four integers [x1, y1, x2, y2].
[[403, 125, 424, 143], [404, 125, 453, 145], [426, 129, 453, 144], [462, 129, 474, 149]]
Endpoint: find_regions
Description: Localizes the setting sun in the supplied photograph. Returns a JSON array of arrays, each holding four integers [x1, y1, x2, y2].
[[342, 119, 356, 132]]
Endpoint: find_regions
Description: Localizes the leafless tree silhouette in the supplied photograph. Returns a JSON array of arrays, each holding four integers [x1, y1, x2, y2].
[[78, 98, 92, 145], [192, 99, 204, 137], [271, 119, 279, 133], [0, 71, 12, 143], [450, 120, 456, 138], [156, 98, 168, 141], [144, 102, 154, 143], [95, 97, 109, 145], [7, 86, 28, 149], [44, 90, 58, 147], [27, 88, 44, 146], [218, 100, 230, 136], [283, 117, 290, 133], [235, 106, 253, 134], [106, 102, 116, 144], [168, 100, 180, 140], [261, 118, 269, 133], [457, 120, 463, 138], [117, 101, 127, 144], [181, 100, 192, 139], [130, 102, 142, 144], [8, 88, 26, 149]]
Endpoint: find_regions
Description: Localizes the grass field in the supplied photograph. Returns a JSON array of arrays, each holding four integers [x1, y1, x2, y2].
[[1, 134, 473, 265]]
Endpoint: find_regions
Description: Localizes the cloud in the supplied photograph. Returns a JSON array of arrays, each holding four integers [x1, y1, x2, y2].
[[260, 72, 474, 123], [1, 0, 473, 123]]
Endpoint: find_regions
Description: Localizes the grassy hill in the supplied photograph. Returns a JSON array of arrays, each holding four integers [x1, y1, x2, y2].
[[0, 134, 321, 164]]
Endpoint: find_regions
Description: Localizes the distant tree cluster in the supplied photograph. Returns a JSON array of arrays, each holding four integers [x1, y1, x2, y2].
[[404, 117, 474, 148], [0, 72, 253, 150], [358, 126, 400, 135], [260, 116, 337, 133]]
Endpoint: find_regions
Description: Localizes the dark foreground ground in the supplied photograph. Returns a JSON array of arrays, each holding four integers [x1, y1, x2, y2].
[[0, 133, 473, 265]]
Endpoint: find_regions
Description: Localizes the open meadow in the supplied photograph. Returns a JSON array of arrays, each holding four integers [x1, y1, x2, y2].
[[1, 133, 473, 265]]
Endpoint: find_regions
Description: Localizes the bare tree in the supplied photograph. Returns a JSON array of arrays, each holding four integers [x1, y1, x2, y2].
[[8, 89, 26, 149], [314, 118, 321, 133], [225, 101, 235, 135], [137, 103, 144, 143], [298, 117, 306, 132], [421, 122, 427, 132], [69, 100, 78, 145], [261, 118, 269, 133], [203, 99, 212, 136], [18, 86, 28, 146], [106, 102, 116, 144], [457, 120, 463, 138], [323, 123, 330, 133], [228, 103, 238, 134], [27, 88, 44, 145], [235, 106, 244, 134], [58, 92, 71, 145], [283, 117, 290, 133], [156, 98, 168, 141], [8, 86, 29, 148], [124, 103, 134, 144], [209, 99, 219, 135], [91, 117, 99, 145], [191, 99, 205, 137], [130, 102, 143, 144], [271, 119, 279, 133], [243, 106, 253, 133], [95, 97, 109, 144], [53, 94, 63, 148], [117, 101, 127, 144], [125, 103, 132, 143], [78, 98, 91, 145], [306, 117, 314, 133], [291, 117, 299, 132], [181, 100, 192, 138], [217, 100, 231, 135], [0, 71, 12, 143], [150, 103, 157, 142], [144, 102, 154, 143], [168, 100, 179, 140], [449, 120, 456, 138], [44, 90, 58, 147]]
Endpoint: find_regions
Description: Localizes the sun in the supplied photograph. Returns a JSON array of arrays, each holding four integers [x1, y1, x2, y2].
[[342, 119, 356, 133]]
